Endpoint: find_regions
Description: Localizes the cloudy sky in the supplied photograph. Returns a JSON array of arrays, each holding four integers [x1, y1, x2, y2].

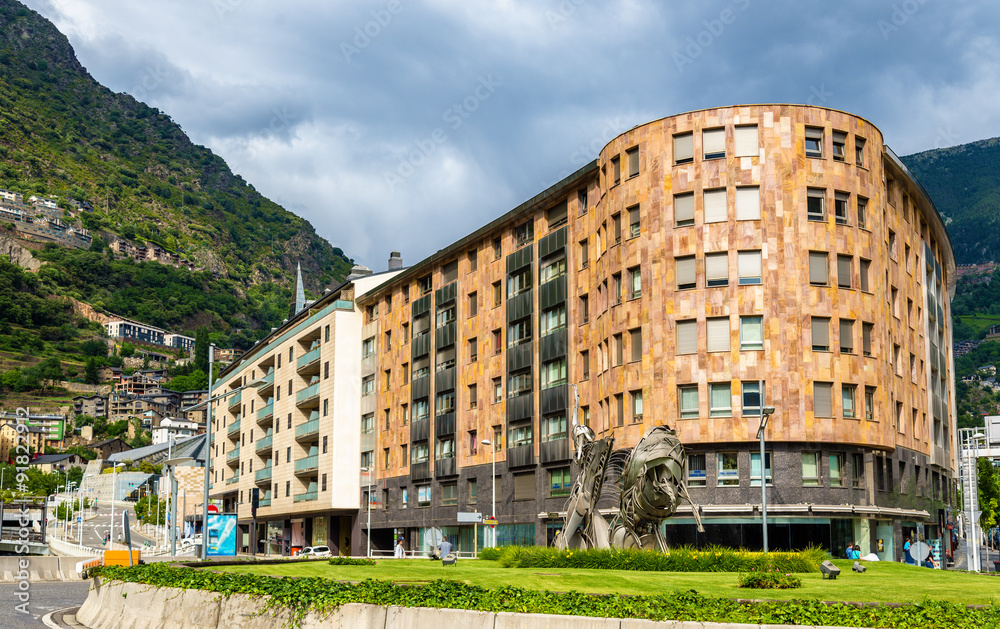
[[21, 0, 1000, 268]]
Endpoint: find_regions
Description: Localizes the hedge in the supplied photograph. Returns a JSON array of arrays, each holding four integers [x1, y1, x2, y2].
[[90, 563, 1000, 629]]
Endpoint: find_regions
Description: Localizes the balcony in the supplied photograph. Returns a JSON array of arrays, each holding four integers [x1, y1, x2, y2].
[[226, 447, 240, 467], [293, 491, 318, 503], [435, 457, 457, 478], [295, 383, 320, 407], [255, 466, 272, 485], [257, 371, 274, 395], [296, 347, 322, 375], [227, 419, 241, 439], [295, 418, 320, 442], [228, 391, 242, 410], [255, 433, 273, 455], [294, 455, 319, 476], [256, 402, 274, 426], [258, 497, 271, 508], [226, 474, 239, 485]]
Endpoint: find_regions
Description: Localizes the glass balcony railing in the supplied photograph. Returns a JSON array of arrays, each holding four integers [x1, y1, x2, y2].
[[226, 474, 239, 485], [293, 491, 317, 503], [257, 372, 274, 389], [258, 498, 271, 508], [226, 447, 240, 462], [256, 433, 273, 453], [297, 347, 321, 371], [296, 383, 320, 405], [255, 466, 272, 483], [294, 454, 319, 474], [256, 403, 274, 423], [228, 391, 242, 409], [295, 418, 320, 440], [227, 419, 241, 437]]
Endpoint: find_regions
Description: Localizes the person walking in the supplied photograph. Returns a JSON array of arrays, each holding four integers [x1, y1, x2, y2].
[[394, 539, 405, 559]]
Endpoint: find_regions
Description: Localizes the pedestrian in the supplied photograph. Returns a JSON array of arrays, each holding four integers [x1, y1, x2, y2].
[[903, 536, 915, 564], [922, 552, 936, 569], [438, 537, 453, 560], [849, 544, 861, 560], [394, 538, 405, 559]]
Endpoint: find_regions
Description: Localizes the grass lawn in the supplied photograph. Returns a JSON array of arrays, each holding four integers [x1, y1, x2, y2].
[[215, 558, 1000, 606]]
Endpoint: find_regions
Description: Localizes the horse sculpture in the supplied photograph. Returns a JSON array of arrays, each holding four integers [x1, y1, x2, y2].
[[555, 424, 703, 551]]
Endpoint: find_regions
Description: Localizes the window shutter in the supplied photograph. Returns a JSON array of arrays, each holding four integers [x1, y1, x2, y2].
[[741, 316, 762, 348], [812, 317, 829, 348], [711, 383, 731, 411], [673, 133, 693, 162], [809, 252, 827, 284], [862, 323, 872, 355], [704, 189, 727, 223], [707, 318, 729, 352], [706, 253, 728, 284], [513, 473, 536, 500], [838, 255, 852, 287], [801, 453, 819, 478], [738, 250, 761, 282], [680, 386, 699, 412], [736, 186, 760, 220], [675, 193, 694, 224], [814, 383, 833, 417], [703, 128, 725, 157], [676, 320, 697, 355], [860, 259, 870, 291], [840, 320, 854, 351], [627, 148, 639, 177], [734, 125, 758, 157], [676, 256, 696, 288], [546, 201, 567, 227]]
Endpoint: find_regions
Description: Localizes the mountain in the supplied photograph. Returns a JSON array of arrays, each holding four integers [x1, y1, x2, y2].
[[902, 137, 1000, 265], [0, 0, 353, 309]]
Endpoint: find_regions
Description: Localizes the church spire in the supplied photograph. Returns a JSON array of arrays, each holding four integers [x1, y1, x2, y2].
[[294, 262, 305, 314]]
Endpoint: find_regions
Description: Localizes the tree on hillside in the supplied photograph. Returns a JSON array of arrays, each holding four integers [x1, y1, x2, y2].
[[195, 326, 209, 373], [80, 338, 108, 357], [37, 356, 64, 389], [84, 357, 99, 384], [119, 343, 135, 358]]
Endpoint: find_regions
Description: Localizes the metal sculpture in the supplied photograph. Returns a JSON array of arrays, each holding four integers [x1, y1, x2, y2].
[[556, 424, 704, 551]]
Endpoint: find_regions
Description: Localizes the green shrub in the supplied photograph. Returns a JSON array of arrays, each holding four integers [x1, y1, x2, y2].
[[490, 545, 822, 573], [478, 547, 501, 561], [327, 557, 376, 566], [737, 568, 803, 589]]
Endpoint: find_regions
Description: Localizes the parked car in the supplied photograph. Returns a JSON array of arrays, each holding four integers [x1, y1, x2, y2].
[[298, 545, 331, 558], [180, 535, 202, 548]]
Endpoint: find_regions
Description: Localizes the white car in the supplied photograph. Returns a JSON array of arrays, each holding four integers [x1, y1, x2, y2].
[[180, 535, 202, 548], [299, 545, 331, 558]]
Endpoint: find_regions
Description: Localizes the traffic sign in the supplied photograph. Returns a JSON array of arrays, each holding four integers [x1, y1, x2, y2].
[[208, 504, 219, 514], [483, 517, 498, 527], [457, 512, 483, 523]]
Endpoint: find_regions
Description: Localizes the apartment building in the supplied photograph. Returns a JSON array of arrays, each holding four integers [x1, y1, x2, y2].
[[209, 267, 403, 556], [353, 105, 958, 560]]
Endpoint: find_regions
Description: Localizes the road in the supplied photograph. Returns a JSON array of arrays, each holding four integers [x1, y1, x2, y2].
[[0, 581, 90, 628], [49, 501, 158, 550]]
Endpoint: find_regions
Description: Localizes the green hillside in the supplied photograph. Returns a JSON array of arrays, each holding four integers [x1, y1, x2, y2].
[[902, 138, 1000, 264], [0, 0, 352, 295]]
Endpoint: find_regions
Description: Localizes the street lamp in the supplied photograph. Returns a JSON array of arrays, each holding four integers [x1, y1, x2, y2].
[[755, 379, 775, 554], [481, 439, 496, 548], [109, 462, 125, 548], [181, 346, 266, 561], [361, 466, 373, 558], [962, 429, 987, 571]]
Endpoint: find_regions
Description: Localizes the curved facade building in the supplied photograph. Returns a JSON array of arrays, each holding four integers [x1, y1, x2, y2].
[[212, 105, 956, 561]]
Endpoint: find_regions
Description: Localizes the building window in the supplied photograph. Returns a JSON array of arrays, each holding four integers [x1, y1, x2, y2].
[[514, 472, 536, 501], [611, 155, 621, 185], [611, 273, 622, 304], [801, 452, 820, 486], [751, 452, 772, 487], [362, 337, 375, 358], [286, 481, 290, 497], [540, 257, 566, 284], [361, 375, 375, 396], [840, 319, 854, 354], [735, 186, 760, 220], [412, 443, 429, 464], [581, 350, 590, 380], [578, 188, 588, 214], [361, 450, 373, 470], [361, 413, 374, 434], [508, 268, 532, 298], [628, 205, 640, 238], [811, 317, 830, 351], [703, 128, 725, 160], [509, 425, 533, 447], [834, 191, 849, 224], [435, 391, 456, 415], [676, 320, 697, 355], [843, 384, 857, 418], [508, 319, 532, 347], [468, 338, 478, 363], [709, 382, 731, 417], [579, 294, 589, 324], [414, 398, 430, 421], [807, 188, 825, 221], [852, 453, 864, 488], [440, 484, 457, 506], [468, 384, 478, 409], [468, 291, 478, 317], [706, 252, 728, 287], [626, 146, 639, 178], [493, 281, 502, 307], [676, 255, 696, 290], [734, 124, 758, 157], [541, 358, 567, 389], [541, 305, 567, 336], [814, 382, 833, 417], [468, 478, 477, 504], [508, 372, 532, 397], [435, 438, 455, 460], [687, 454, 706, 486], [628, 266, 641, 299], [704, 188, 727, 223], [629, 328, 642, 363], [673, 132, 693, 164], [514, 221, 533, 247], [549, 467, 572, 497], [737, 250, 762, 285], [493, 237, 502, 260], [742, 381, 761, 416], [830, 453, 845, 487], [859, 258, 871, 292], [630, 390, 643, 422], [855, 137, 866, 166], [804, 126, 823, 158], [492, 328, 502, 354], [740, 316, 763, 350], [837, 255, 853, 289], [706, 317, 729, 353], [832, 131, 846, 162], [541, 414, 567, 442], [493, 377, 502, 403], [579, 239, 589, 269], [809, 251, 828, 285], [612, 333, 623, 366], [857, 196, 868, 229], [417, 485, 431, 507], [718, 453, 739, 486], [674, 193, 695, 227]]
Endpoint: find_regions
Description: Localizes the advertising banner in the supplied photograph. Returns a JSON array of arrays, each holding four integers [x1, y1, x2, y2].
[[206, 513, 237, 556]]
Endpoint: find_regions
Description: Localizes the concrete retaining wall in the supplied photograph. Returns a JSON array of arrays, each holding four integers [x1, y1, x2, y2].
[[77, 578, 859, 629], [0, 555, 85, 582]]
